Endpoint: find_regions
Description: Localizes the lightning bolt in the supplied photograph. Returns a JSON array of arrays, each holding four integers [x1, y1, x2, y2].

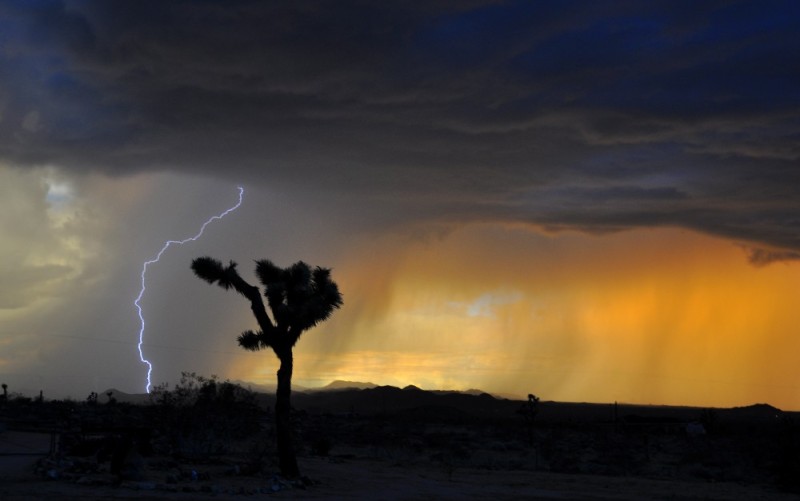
[[134, 186, 244, 393]]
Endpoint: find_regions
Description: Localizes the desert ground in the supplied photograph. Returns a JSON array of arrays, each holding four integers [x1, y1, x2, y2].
[[2, 381, 798, 500], [2, 444, 797, 500]]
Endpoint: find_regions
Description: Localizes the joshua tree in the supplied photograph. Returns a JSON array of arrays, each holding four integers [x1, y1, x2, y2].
[[1, 383, 7, 400], [520, 393, 540, 446], [191, 257, 343, 478]]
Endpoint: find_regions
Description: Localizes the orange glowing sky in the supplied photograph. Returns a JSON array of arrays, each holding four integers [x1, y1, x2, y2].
[[224, 224, 800, 410]]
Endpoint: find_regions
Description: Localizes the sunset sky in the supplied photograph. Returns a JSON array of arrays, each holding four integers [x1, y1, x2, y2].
[[1, 1, 799, 409]]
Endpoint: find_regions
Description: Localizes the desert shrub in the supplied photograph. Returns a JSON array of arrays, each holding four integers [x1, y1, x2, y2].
[[149, 372, 262, 457]]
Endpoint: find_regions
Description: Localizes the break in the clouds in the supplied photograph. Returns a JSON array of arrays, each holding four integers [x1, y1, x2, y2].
[[1, 0, 799, 258], [0, 168, 89, 309]]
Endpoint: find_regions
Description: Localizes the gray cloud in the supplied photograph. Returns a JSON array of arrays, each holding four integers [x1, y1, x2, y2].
[[745, 247, 800, 266], [1, 0, 799, 257]]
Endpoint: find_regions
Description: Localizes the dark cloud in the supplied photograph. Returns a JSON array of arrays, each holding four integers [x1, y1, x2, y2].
[[745, 247, 800, 266], [1, 0, 799, 256]]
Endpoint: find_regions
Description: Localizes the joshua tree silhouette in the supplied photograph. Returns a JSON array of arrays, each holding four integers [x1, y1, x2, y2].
[[191, 257, 343, 478], [1, 383, 7, 400]]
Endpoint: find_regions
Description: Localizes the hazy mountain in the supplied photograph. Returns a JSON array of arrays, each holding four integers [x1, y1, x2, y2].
[[228, 380, 310, 394], [100, 388, 151, 405], [316, 380, 378, 391]]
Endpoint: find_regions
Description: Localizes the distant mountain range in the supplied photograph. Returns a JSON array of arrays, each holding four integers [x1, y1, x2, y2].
[[96, 384, 796, 425], [20, 372, 794, 428], [226, 379, 378, 394], [99, 380, 514, 406], [228, 379, 514, 398]]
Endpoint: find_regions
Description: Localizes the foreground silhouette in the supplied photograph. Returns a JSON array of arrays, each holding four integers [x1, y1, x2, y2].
[[191, 257, 343, 478]]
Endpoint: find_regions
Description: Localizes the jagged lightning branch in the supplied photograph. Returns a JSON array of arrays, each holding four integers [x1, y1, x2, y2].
[[134, 186, 244, 393]]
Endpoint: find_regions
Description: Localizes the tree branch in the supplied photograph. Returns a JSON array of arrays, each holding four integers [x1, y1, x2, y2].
[[192, 257, 277, 346]]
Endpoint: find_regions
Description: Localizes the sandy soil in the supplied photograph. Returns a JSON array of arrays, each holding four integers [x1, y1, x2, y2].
[[1, 431, 795, 500]]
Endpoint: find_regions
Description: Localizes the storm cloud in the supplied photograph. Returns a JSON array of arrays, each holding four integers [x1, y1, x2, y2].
[[1, 0, 799, 258]]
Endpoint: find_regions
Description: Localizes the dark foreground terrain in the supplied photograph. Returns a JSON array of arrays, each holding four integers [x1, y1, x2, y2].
[[2, 379, 799, 500]]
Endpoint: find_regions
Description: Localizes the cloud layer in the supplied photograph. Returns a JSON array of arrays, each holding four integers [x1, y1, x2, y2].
[[1, 0, 799, 257]]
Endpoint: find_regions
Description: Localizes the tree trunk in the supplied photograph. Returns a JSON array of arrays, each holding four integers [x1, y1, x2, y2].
[[275, 348, 299, 478]]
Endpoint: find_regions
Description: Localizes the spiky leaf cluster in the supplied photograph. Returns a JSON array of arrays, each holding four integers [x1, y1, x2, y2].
[[237, 329, 265, 351], [191, 257, 238, 290], [256, 259, 343, 335], [192, 256, 343, 352]]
